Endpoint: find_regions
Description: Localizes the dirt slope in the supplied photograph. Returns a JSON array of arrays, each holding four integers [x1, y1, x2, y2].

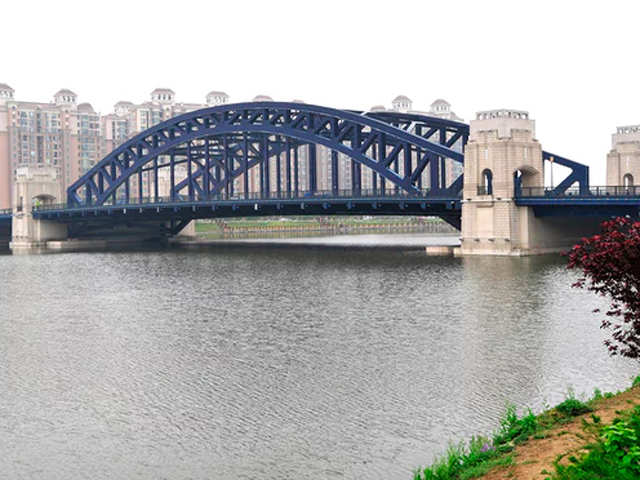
[[480, 386, 640, 480]]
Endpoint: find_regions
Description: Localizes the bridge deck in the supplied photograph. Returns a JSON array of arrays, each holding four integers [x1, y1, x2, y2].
[[516, 186, 640, 216], [0, 208, 11, 224], [518, 185, 640, 204], [33, 190, 462, 225]]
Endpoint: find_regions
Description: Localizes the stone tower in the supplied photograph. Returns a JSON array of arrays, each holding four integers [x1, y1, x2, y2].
[[460, 109, 544, 255], [607, 125, 640, 187], [10, 166, 67, 252]]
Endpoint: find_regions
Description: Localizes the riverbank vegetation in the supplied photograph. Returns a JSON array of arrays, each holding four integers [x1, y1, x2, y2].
[[413, 379, 640, 479]]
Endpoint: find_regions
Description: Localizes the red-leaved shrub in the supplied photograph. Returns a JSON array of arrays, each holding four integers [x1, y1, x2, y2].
[[568, 217, 640, 359]]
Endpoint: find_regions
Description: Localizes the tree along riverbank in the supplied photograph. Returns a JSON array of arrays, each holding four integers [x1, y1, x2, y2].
[[414, 377, 640, 480], [196, 216, 457, 238]]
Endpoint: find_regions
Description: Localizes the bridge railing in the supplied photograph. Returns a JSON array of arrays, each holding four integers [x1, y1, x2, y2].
[[519, 185, 640, 198], [0, 208, 12, 216], [34, 188, 460, 212]]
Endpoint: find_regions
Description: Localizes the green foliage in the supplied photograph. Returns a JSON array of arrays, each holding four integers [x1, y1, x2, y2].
[[632, 375, 640, 388], [555, 391, 593, 418], [413, 387, 638, 480], [547, 406, 640, 479], [413, 437, 501, 480], [414, 406, 537, 480], [493, 404, 539, 446]]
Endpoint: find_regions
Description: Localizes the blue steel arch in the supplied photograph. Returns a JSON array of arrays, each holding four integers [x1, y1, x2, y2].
[[67, 102, 466, 207]]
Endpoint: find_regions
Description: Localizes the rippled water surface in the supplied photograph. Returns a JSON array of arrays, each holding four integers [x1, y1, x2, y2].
[[0, 235, 636, 480]]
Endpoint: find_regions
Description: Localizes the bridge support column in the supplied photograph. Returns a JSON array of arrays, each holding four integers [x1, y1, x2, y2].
[[459, 109, 569, 255], [10, 166, 68, 254]]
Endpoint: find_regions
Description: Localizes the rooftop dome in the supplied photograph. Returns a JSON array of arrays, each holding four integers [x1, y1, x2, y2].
[[151, 88, 175, 104], [151, 88, 175, 94], [77, 102, 94, 112], [54, 89, 77, 105], [370, 105, 386, 112], [392, 95, 411, 103], [55, 88, 77, 96], [253, 95, 273, 102], [115, 100, 134, 106], [431, 98, 451, 106], [0, 83, 14, 101], [207, 90, 228, 97]]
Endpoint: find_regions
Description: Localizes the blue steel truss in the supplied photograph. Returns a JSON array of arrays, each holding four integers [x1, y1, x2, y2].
[[21, 100, 609, 237], [67, 102, 467, 209]]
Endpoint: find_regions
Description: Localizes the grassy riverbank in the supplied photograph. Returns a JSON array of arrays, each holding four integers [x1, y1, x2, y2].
[[414, 377, 640, 480]]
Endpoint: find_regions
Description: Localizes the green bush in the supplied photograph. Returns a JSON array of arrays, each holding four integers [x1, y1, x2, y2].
[[555, 392, 592, 418], [548, 406, 640, 479], [493, 404, 538, 446]]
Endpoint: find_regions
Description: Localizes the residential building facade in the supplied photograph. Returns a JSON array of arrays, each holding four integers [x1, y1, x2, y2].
[[0, 85, 103, 208]]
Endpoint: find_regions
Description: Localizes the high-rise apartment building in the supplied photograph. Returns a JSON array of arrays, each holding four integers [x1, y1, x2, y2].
[[0, 85, 104, 208]]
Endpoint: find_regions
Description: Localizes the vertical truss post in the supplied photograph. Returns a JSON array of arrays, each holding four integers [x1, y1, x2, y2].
[[264, 136, 270, 198], [294, 146, 299, 196], [259, 136, 265, 197], [153, 157, 159, 202], [378, 133, 386, 194], [309, 143, 317, 193], [243, 134, 249, 199], [393, 156, 399, 194], [98, 173, 104, 198], [170, 152, 175, 202], [228, 143, 234, 198], [286, 139, 292, 198], [187, 141, 194, 201], [215, 137, 222, 196], [404, 143, 412, 192], [331, 150, 339, 194], [430, 154, 440, 192], [124, 155, 130, 204], [351, 161, 356, 192], [416, 148, 423, 190], [138, 167, 143, 202], [371, 143, 378, 193], [276, 136, 282, 198], [351, 127, 361, 194], [110, 162, 116, 205], [223, 135, 230, 199], [204, 138, 211, 200]]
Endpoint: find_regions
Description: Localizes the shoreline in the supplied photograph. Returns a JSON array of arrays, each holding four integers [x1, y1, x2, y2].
[[176, 231, 461, 252]]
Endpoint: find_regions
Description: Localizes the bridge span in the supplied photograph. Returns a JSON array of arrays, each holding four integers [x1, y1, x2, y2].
[[3, 102, 640, 255]]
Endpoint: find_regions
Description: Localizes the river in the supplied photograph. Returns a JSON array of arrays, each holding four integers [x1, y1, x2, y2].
[[0, 233, 635, 479]]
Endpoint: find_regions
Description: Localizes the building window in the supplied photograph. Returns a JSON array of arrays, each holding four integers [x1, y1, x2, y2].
[[478, 168, 493, 195], [624, 173, 634, 188]]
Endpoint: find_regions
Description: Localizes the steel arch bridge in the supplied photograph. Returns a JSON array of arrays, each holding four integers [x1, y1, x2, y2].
[[43, 102, 469, 232], [29, 101, 596, 239]]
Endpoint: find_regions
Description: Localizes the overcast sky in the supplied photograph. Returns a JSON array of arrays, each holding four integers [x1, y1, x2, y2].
[[4, 0, 638, 183]]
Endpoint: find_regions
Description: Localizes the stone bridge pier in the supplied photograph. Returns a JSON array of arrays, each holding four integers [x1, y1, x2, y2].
[[10, 166, 68, 254], [9, 166, 195, 254], [459, 110, 598, 256]]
